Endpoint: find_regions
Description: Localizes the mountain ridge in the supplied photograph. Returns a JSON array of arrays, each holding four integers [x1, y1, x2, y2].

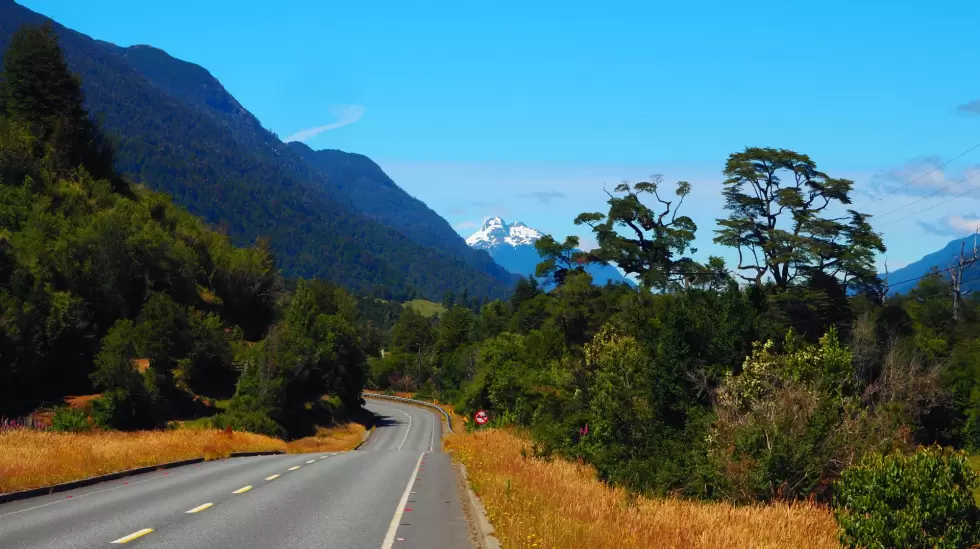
[[886, 234, 980, 295], [0, 0, 515, 300]]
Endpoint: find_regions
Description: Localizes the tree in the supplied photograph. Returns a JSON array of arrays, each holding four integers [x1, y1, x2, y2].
[[534, 234, 583, 287], [391, 306, 434, 353], [575, 177, 701, 289], [1, 23, 113, 179], [713, 147, 885, 291]]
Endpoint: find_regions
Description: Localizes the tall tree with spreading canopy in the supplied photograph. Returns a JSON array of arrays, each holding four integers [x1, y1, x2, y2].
[[713, 147, 885, 291], [1, 23, 114, 179], [574, 176, 717, 290]]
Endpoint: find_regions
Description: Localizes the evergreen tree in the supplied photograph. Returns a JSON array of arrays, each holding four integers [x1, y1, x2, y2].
[[1, 23, 114, 179]]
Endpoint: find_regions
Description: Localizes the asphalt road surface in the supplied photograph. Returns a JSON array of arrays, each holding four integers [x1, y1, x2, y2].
[[0, 399, 473, 549]]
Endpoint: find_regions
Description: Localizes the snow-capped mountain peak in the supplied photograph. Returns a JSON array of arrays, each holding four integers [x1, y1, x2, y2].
[[465, 215, 632, 287], [465, 217, 544, 250]]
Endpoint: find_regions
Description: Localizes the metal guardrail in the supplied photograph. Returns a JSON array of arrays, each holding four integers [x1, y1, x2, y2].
[[362, 393, 455, 434]]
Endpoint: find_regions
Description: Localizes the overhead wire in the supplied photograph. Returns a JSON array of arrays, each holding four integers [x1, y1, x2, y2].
[[859, 141, 980, 207]]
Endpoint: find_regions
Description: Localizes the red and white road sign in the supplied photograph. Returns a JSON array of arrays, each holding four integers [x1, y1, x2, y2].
[[474, 410, 489, 425]]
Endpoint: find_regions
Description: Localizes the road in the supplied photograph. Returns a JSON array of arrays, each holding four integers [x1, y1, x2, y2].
[[0, 399, 473, 549]]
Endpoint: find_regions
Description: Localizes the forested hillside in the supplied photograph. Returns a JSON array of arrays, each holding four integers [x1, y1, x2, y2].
[[0, 0, 515, 301], [0, 24, 370, 440]]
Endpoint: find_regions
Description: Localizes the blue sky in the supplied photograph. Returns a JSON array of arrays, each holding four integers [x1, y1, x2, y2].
[[20, 0, 980, 271]]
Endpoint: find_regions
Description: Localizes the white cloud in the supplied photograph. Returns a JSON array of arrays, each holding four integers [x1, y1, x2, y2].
[[947, 215, 980, 233], [284, 104, 366, 142], [918, 213, 980, 236], [454, 220, 479, 230], [868, 157, 980, 199]]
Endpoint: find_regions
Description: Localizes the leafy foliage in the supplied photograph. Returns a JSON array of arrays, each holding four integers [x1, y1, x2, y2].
[[713, 147, 885, 292], [574, 177, 720, 290], [50, 405, 91, 432], [834, 446, 980, 549]]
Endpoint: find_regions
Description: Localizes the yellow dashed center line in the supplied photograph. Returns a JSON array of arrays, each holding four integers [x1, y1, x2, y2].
[[111, 528, 154, 544], [288, 466, 301, 471], [185, 503, 214, 514], [305, 460, 316, 464], [232, 485, 253, 494], [265, 474, 280, 481]]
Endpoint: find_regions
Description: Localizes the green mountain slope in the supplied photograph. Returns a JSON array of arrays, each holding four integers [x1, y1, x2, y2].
[[0, 0, 514, 301]]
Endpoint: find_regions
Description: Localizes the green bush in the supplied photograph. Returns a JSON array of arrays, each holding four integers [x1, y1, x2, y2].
[[833, 446, 980, 549], [214, 407, 283, 438], [50, 406, 91, 432]]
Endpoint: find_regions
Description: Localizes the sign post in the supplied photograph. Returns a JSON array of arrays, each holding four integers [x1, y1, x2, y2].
[[474, 410, 489, 426]]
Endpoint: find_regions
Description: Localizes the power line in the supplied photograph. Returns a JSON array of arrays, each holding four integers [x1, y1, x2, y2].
[[872, 168, 980, 221], [878, 178, 980, 229], [861, 141, 980, 207], [885, 265, 954, 289]]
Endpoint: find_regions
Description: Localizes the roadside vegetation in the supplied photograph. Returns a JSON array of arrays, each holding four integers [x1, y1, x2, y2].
[[447, 428, 840, 549], [0, 429, 284, 494]]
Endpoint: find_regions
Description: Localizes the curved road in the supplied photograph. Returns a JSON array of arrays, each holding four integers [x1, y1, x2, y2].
[[0, 399, 472, 549]]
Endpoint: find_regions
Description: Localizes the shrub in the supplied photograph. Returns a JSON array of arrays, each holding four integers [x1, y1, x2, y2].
[[214, 407, 283, 438], [50, 406, 91, 432], [833, 446, 980, 549]]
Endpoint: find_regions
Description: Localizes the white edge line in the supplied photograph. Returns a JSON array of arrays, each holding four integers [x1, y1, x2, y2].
[[380, 452, 425, 549]]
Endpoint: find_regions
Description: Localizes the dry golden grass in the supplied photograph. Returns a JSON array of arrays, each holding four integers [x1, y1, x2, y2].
[[0, 429, 286, 494], [285, 422, 367, 453], [64, 394, 102, 408], [446, 429, 842, 549]]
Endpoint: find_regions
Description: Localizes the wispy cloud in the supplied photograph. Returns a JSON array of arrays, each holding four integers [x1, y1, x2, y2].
[[866, 156, 980, 199], [454, 220, 479, 230], [958, 99, 980, 116], [284, 104, 366, 142], [918, 213, 980, 236], [521, 191, 566, 204]]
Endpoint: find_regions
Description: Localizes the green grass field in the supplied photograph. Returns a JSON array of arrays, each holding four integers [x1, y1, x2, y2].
[[402, 299, 446, 318]]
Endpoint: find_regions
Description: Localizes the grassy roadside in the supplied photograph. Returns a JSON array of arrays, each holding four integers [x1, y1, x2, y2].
[[285, 423, 367, 453], [0, 422, 368, 495], [0, 429, 285, 494], [446, 428, 841, 549]]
